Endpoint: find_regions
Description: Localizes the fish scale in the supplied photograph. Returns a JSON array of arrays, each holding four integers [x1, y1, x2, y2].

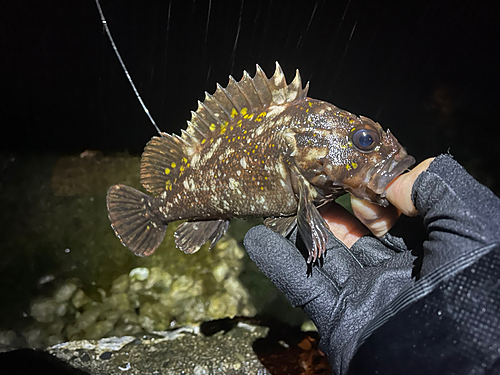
[[107, 62, 415, 263]]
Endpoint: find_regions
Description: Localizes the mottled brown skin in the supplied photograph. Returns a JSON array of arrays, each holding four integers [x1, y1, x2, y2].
[[151, 99, 403, 222]]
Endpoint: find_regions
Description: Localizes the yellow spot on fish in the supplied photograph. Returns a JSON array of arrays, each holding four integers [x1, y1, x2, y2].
[[349, 119, 355, 124], [346, 165, 352, 171], [261, 160, 265, 164], [247, 113, 254, 120], [201, 139, 206, 144], [171, 162, 176, 168], [255, 145, 258, 149], [352, 162, 358, 169], [221, 122, 227, 134], [264, 176, 268, 180], [260, 186, 264, 190], [165, 180, 172, 190], [165, 168, 171, 175], [237, 120, 243, 127], [347, 141, 353, 147], [180, 165, 185, 172], [231, 108, 238, 118], [306, 109, 309, 113], [237, 136, 241, 140], [243, 130, 248, 134], [230, 126, 234, 131], [351, 127, 356, 132], [146, 225, 150, 230], [308, 102, 313, 107], [255, 111, 267, 122], [187, 163, 190, 168], [240, 107, 247, 116], [209, 123, 216, 131], [182, 157, 188, 163]]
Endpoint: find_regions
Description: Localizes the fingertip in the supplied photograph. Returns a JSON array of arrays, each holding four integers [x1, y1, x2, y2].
[[386, 158, 434, 216]]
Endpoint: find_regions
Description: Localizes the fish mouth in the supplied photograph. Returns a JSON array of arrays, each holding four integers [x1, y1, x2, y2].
[[366, 148, 416, 205]]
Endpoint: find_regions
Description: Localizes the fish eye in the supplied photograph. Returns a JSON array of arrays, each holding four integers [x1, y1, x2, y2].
[[351, 128, 379, 152]]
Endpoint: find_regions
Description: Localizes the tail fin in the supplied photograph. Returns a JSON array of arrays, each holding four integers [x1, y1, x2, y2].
[[106, 184, 167, 256]]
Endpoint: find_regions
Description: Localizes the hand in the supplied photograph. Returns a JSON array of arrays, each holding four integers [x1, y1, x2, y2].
[[244, 158, 435, 373]]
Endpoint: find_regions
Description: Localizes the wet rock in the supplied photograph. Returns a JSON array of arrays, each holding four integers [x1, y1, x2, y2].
[[110, 274, 129, 294], [77, 305, 102, 331], [129, 267, 149, 281], [106, 292, 129, 312], [48, 323, 271, 375], [85, 320, 115, 340], [71, 289, 92, 309], [0, 330, 17, 348], [53, 281, 78, 303], [31, 298, 58, 323]]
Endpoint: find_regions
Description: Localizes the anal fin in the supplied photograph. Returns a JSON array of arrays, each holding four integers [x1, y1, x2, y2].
[[264, 216, 297, 237], [174, 219, 230, 254]]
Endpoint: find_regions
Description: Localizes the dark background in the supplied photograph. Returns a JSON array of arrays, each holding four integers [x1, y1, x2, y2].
[[1, 0, 499, 192]]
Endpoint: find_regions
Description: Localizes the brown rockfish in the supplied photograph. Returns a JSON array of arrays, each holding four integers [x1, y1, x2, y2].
[[107, 62, 415, 263]]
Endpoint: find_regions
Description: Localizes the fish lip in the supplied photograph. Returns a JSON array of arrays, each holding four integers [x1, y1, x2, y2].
[[367, 149, 416, 196]]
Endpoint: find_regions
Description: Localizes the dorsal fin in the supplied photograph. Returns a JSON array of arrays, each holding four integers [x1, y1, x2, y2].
[[140, 62, 309, 196], [182, 61, 309, 145], [140, 133, 191, 195]]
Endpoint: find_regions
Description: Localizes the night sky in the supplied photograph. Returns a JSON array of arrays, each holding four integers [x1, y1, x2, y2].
[[1, 0, 499, 191]]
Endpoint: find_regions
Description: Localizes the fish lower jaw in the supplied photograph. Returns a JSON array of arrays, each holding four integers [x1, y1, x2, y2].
[[367, 151, 415, 196]]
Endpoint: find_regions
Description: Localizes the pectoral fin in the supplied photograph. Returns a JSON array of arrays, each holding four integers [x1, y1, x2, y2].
[[174, 219, 229, 254], [296, 174, 329, 263]]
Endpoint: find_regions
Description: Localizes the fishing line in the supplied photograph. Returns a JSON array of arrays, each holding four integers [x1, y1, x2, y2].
[[94, 0, 162, 136]]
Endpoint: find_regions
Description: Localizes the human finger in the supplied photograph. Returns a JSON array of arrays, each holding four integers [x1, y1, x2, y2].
[[319, 201, 370, 248], [385, 157, 435, 216], [350, 196, 400, 238]]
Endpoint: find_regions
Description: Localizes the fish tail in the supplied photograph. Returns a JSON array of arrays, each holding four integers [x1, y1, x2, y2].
[[106, 184, 167, 256]]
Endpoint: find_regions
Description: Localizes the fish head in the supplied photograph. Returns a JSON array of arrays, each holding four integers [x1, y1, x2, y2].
[[290, 104, 415, 207], [329, 115, 415, 206]]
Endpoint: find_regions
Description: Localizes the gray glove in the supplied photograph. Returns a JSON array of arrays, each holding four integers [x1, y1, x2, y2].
[[244, 227, 415, 375]]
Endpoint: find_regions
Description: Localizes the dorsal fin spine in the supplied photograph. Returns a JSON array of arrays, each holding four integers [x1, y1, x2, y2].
[[221, 80, 242, 113], [275, 62, 288, 99], [245, 70, 265, 107], [205, 91, 232, 119], [180, 129, 196, 144], [233, 77, 253, 109], [186, 120, 205, 138], [199, 100, 223, 125], [191, 110, 210, 128], [255, 64, 273, 104]]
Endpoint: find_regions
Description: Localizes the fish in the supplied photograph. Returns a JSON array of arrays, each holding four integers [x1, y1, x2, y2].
[[106, 62, 415, 263]]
